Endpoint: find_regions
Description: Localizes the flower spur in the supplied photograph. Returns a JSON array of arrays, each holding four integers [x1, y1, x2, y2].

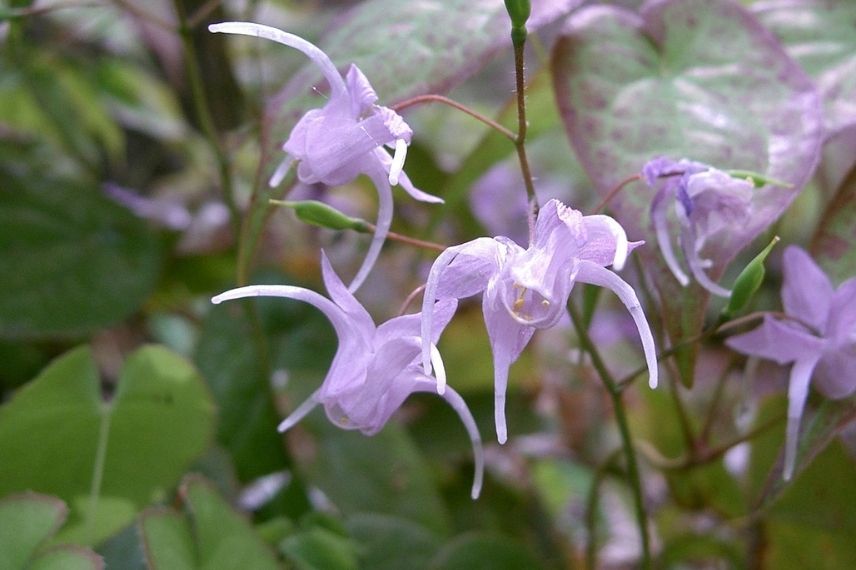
[[212, 252, 484, 498], [209, 22, 442, 292]]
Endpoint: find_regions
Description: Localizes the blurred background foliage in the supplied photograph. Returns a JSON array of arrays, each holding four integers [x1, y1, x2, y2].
[[1, 0, 855, 568]]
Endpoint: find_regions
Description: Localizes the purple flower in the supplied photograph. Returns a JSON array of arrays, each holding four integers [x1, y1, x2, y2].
[[212, 253, 484, 499], [420, 199, 659, 443], [209, 22, 442, 292], [726, 246, 856, 480], [643, 157, 754, 297]]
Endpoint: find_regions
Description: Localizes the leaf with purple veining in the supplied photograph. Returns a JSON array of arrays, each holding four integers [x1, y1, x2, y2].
[[812, 161, 856, 284], [754, 0, 856, 136], [551, 0, 822, 385], [266, 0, 582, 142], [552, 0, 822, 266]]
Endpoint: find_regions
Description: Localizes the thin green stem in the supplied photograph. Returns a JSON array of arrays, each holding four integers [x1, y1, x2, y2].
[[391, 94, 517, 142], [88, 405, 112, 544], [511, 35, 538, 210], [585, 449, 622, 570], [569, 303, 651, 569]]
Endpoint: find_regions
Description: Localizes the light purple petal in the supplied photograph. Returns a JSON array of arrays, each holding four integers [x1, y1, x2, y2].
[[679, 225, 732, 298], [781, 246, 833, 332], [347, 162, 394, 293], [783, 355, 820, 481], [298, 112, 402, 184], [421, 238, 501, 374], [345, 64, 378, 116], [578, 213, 633, 270], [641, 156, 708, 187], [278, 390, 322, 432], [412, 378, 485, 500], [814, 349, 856, 400], [320, 251, 374, 334], [725, 316, 826, 364], [576, 261, 659, 388], [212, 284, 350, 339], [209, 22, 347, 100], [483, 286, 537, 443], [684, 170, 754, 240], [827, 276, 856, 342], [651, 187, 690, 286], [376, 298, 458, 346]]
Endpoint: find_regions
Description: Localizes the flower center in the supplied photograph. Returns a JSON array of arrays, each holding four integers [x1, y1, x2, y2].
[[508, 283, 553, 324]]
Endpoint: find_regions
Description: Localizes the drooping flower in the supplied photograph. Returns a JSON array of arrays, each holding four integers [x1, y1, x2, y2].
[[726, 246, 856, 480], [643, 157, 754, 297], [420, 199, 659, 443], [209, 22, 442, 292], [212, 253, 484, 498]]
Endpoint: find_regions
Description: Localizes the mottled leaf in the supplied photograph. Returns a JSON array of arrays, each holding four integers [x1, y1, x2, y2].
[[551, 0, 823, 384], [552, 0, 821, 266], [754, 0, 856, 135], [264, 0, 582, 148], [811, 162, 856, 283]]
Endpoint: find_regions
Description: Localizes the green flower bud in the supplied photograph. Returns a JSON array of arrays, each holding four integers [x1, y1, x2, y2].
[[723, 235, 780, 318], [269, 199, 366, 232], [504, 0, 531, 30], [725, 170, 793, 189]]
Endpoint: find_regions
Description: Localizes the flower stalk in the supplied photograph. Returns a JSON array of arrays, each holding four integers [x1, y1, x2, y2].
[[569, 303, 652, 569]]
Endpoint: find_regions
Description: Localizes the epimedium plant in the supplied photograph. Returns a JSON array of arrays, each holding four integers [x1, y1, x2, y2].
[[1, 0, 855, 569]]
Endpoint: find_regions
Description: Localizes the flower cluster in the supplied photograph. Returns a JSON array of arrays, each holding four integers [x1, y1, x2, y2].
[[210, 22, 660, 498]]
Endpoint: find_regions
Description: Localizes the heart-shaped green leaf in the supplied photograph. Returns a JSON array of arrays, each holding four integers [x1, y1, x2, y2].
[[0, 493, 102, 570], [140, 476, 280, 570], [0, 346, 215, 544]]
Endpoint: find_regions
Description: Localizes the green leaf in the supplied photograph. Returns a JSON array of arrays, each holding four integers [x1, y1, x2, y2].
[[0, 493, 102, 570], [427, 533, 544, 570], [0, 493, 68, 569], [300, 419, 451, 535], [29, 546, 104, 570], [182, 477, 281, 570], [754, 0, 856, 134], [140, 476, 282, 570], [139, 510, 196, 570], [811, 162, 856, 283], [0, 170, 162, 339], [756, 396, 856, 510], [280, 527, 358, 570], [345, 513, 441, 570], [0, 346, 216, 544]]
